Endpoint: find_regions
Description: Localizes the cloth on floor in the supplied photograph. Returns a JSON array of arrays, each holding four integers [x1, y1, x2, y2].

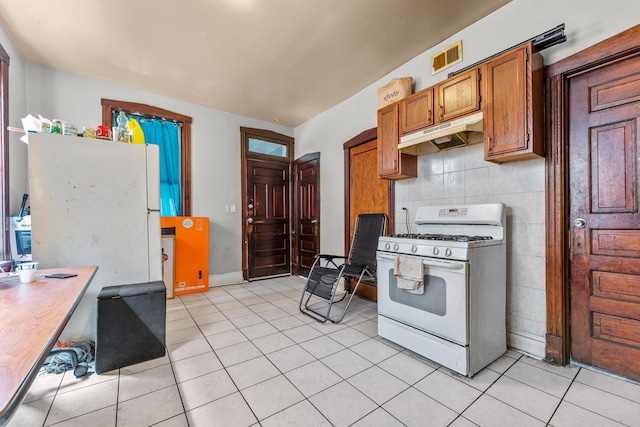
[[394, 255, 425, 294]]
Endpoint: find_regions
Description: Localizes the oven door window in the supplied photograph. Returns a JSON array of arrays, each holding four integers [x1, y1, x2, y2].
[[388, 270, 446, 315]]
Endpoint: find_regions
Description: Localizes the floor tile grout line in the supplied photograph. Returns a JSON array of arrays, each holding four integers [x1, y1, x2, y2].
[[173, 280, 402, 424], [543, 365, 582, 426], [38, 369, 65, 427], [185, 284, 317, 424], [216, 282, 388, 424], [163, 349, 190, 427], [178, 292, 263, 424], [544, 370, 634, 427], [469, 355, 589, 426], [114, 369, 120, 427], [444, 354, 518, 426], [41, 369, 120, 426]]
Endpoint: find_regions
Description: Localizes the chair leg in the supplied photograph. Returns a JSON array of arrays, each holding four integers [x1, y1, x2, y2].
[[331, 270, 373, 324], [299, 271, 345, 323]]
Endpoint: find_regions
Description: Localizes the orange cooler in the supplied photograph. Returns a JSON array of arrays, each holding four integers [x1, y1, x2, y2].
[[160, 216, 209, 296]]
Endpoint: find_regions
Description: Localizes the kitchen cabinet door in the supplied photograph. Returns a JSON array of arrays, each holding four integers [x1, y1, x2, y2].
[[437, 67, 481, 123], [484, 42, 544, 162], [377, 103, 417, 179], [399, 87, 434, 135]]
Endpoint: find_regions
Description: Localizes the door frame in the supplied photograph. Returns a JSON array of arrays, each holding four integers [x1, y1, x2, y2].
[[343, 128, 395, 255], [292, 152, 320, 277], [240, 127, 294, 280], [545, 24, 640, 365]]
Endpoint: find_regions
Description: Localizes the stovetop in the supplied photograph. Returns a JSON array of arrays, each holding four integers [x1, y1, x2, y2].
[[377, 203, 506, 260], [390, 233, 494, 243]]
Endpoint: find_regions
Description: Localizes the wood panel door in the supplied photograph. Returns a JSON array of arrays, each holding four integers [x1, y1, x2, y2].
[[292, 152, 320, 277], [569, 54, 640, 381], [345, 130, 393, 301], [245, 159, 290, 279]]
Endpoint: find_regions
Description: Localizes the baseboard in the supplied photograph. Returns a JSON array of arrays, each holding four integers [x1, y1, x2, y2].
[[507, 329, 546, 360], [209, 271, 246, 287]]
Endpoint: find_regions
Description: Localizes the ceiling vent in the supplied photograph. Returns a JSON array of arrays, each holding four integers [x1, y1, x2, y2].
[[432, 41, 462, 75]]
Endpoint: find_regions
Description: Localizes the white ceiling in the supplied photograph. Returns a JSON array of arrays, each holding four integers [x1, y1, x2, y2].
[[0, 0, 510, 127]]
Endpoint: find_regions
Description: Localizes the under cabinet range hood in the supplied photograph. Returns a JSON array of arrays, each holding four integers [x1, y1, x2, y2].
[[399, 111, 483, 153]]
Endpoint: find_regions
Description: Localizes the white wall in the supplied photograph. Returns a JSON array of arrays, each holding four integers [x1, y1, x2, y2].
[[24, 63, 293, 283], [294, 0, 640, 358], [0, 24, 29, 215]]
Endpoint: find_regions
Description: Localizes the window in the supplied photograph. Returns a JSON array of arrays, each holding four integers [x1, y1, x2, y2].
[[248, 138, 288, 158], [241, 127, 293, 163], [0, 43, 9, 258], [101, 99, 192, 216]]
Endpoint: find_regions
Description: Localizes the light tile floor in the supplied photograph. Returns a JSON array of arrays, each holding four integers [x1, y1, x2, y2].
[[8, 276, 640, 427]]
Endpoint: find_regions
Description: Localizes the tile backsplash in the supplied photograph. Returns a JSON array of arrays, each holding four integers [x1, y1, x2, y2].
[[394, 143, 546, 358]]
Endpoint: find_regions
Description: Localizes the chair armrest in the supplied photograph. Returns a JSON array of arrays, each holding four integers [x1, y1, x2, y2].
[[315, 254, 347, 260], [314, 254, 347, 270]]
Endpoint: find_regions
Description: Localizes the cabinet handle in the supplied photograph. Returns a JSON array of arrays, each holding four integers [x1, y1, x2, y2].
[[427, 108, 432, 121], [439, 105, 443, 121], [393, 159, 397, 171]]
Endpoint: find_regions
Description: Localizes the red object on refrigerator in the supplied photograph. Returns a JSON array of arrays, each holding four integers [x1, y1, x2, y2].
[[160, 216, 209, 296]]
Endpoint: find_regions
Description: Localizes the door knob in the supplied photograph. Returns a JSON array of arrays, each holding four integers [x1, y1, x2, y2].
[[247, 218, 254, 224], [311, 219, 317, 224], [573, 218, 586, 228]]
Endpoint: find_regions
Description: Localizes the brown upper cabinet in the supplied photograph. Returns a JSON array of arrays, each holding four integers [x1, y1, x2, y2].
[[378, 103, 417, 179], [399, 68, 481, 136], [399, 87, 434, 135], [484, 42, 544, 162], [437, 67, 482, 123]]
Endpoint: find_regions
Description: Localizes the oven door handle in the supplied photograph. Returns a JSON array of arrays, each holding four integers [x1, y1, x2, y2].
[[421, 259, 466, 270], [377, 253, 466, 270]]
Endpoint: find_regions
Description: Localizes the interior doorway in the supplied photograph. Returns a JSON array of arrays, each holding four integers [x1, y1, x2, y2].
[[344, 128, 394, 301], [546, 24, 640, 382], [240, 127, 294, 281], [292, 152, 320, 277], [567, 54, 640, 381]]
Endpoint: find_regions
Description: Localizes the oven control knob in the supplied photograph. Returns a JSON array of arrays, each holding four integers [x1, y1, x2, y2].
[[385, 242, 390, 250], [445, 248, 452, 257], [411, 245, 417, 253], [432, 247, 439, 255], [393, 243, 399, 251]]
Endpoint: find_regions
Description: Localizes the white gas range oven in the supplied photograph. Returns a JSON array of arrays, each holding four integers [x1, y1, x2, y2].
[[376, 203, 506, 377]]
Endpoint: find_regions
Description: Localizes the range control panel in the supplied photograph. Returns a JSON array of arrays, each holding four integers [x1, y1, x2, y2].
[[438, 208, 468, 217]]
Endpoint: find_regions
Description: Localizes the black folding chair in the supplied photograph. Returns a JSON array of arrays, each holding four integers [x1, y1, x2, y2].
[[299, 213, 387, 323]]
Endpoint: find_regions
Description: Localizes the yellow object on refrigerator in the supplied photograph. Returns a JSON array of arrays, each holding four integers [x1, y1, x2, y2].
[[160, 216, 209, 296]]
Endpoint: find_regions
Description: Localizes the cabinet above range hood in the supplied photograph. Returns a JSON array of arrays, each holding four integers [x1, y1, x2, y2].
[[398, 112, 484, 155]]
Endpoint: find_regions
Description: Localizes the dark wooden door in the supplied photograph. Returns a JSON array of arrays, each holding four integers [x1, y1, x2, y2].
[[569, 54, 640, 381], [292, 153, 320, 277], [246, 159, 290, 279]]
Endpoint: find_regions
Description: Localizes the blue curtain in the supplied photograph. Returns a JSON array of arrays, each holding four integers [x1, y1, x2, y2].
[[139, 119, 182, 216]]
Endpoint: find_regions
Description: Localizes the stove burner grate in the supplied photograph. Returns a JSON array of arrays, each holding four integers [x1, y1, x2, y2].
[[389, 233, 493, 242]]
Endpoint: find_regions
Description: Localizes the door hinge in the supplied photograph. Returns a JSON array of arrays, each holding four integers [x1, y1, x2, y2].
[[526, 49, 530, 62], [526, 132, 530, 142]]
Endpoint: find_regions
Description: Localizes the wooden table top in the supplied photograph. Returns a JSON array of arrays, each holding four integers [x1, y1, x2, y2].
[[0, 265, 97, 426]]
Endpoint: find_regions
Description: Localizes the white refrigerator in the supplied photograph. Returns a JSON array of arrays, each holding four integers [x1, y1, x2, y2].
[[28, 133, 162, 342]]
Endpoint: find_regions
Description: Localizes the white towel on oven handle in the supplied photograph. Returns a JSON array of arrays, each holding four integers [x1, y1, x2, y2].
[[394, 255, 425, 295]]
